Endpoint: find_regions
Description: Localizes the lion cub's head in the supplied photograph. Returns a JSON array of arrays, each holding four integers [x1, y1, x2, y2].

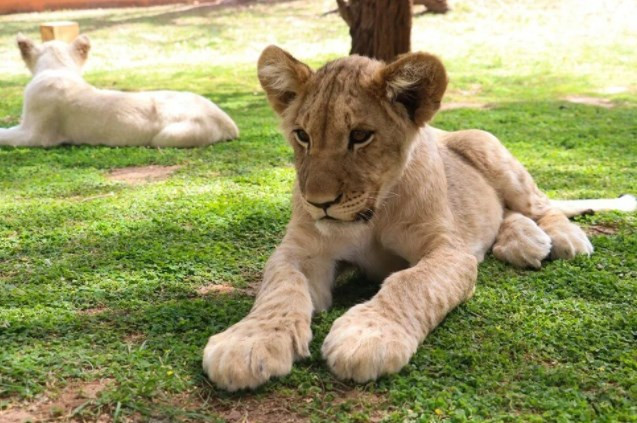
[[16, 34, 91, 75], [258, 46, 447, 225]]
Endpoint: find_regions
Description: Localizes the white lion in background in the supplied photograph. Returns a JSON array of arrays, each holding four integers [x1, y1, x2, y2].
[[0, 34, 239, 148]]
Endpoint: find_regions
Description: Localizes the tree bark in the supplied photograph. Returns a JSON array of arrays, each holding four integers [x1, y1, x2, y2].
[[337, 0, 412, 63]]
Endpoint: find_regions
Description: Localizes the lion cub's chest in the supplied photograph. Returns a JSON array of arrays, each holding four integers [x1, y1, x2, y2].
[[326, 227, 409, 283]]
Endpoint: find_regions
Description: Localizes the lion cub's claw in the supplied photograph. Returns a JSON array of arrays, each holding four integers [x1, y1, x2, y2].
[[321, 304, 417, 383]]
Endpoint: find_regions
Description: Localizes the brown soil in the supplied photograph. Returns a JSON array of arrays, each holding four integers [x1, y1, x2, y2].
[[123, 333, 146, 344], [214, 395, 310, 423], [564, 96, 614, 108], [596, 86, 627, 95], [0, 379, 113, 423], [1, 381, 389, 422], [197, 283, 238, 295], [585, 224, 618, 236], [76, 306, 108, 315], [106, 165, 182, 184], [440, 102, 492, 111], [193, 387, 388, 423]]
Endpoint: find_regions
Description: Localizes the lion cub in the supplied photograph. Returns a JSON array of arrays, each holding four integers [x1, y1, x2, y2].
[[0, 35, 238, 147], [202, 46, 636, 391]]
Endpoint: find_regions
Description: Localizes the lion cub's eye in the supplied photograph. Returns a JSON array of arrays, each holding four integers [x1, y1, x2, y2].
[[349, 130, 374, 149], [293, 129, 310, 147]]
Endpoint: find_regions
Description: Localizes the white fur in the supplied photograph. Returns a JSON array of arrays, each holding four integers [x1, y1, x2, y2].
[[551, 195, 637, 217], [0, 36, 239, 148]]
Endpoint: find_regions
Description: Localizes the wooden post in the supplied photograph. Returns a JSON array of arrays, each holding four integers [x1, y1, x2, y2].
[[40, 21, 79, 42], [336, 0, 412, 63]]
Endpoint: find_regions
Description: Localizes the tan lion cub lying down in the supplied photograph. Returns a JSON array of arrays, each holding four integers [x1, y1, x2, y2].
[[202, 46, 636, 391], [0, 35, 238, 147]]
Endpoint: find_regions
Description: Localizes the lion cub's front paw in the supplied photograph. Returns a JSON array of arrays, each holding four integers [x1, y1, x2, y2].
[[540, 216, 593, 260], [203, 317, 311, 391], [492, 213, 552, 269], [321, 304, 417, 383]]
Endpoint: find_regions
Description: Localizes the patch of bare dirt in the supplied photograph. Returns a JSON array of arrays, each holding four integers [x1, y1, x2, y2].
[[239, 268, 264, 296], [597, 86, 627, 95], [215, 396, 309, 423], [197, 277, 263, 296], [77, 306, 108, 315], [564, 96, 614, 108], [156, 390, 307, 423], [585, 224, 618, 236], [197, 283, 239, 296], [458, 83, 483, 96], [184, 387, 388, 423], [0, 409, 34, 423], [331, 389, 388, 422], [0, 379, 113, 423], [440, 102, 492, 111], [106, 165, 182, 184], [124, 333, 146, 344], [242, 283, 260, 297]]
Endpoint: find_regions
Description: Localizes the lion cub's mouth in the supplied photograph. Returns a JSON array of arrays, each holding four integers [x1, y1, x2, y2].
[[355, 209, 375, 222], [320, 215, 340, 221], [319, 208, 375, 223]]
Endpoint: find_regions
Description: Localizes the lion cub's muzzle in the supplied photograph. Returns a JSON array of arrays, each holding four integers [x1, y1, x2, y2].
[[302, 192, 375, 223]]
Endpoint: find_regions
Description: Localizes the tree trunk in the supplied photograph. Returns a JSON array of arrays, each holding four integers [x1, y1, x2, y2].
[[337, 0, 412, 63]]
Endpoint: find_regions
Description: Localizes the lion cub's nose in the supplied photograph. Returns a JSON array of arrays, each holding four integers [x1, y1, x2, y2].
[[306, 193, 343, 210]]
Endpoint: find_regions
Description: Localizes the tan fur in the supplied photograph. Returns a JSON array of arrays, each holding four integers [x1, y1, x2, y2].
[[203, 46, 630, 391]]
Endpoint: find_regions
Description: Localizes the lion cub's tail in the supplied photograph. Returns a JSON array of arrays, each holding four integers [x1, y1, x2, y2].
[[550, 194, 637, 217]]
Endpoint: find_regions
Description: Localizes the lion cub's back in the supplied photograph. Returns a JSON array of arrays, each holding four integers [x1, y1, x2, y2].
[[147, 91, 238, 140]]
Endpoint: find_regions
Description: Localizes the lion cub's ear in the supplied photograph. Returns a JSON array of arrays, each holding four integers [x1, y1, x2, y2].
[[16, 34, 37, 63], [375, 52, 448, 127], [257, 45, 313, 115], [71, 34, 91, 61]]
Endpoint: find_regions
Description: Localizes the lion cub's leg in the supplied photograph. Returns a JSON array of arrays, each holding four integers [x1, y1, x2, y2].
[[444, 130, 593, 260], [322, 246, 477, 383], [0, 126, 37, 146], [203, 242, 334, 391], [492, 210, 552, 269], [151, 122, 201, 148]]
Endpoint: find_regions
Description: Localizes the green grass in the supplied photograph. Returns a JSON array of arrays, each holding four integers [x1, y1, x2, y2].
[[1, 0, 636, 421]]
